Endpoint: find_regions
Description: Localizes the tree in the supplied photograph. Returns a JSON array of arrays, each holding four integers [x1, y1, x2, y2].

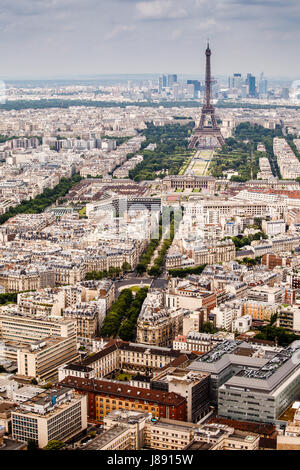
[[27, 439, 39, 451], [136, 263, 146, 275], [148, 266, 161, 277], [44, 440, 66, 450], [200, 322, 217, 334], [121, 262, 132, 272], [270, 313, 278, 326]]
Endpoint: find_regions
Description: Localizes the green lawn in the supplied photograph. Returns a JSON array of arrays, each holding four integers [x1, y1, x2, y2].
[[78, 207, 86, 217], [115, 373, 133, 381], [129, 286, 142, 292]]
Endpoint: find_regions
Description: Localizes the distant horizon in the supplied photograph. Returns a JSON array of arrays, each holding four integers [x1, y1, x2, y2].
[[2, 73, 296, 84]]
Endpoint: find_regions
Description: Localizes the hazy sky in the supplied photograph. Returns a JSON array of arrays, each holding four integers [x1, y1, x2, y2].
[[0, 0, 300, 78]]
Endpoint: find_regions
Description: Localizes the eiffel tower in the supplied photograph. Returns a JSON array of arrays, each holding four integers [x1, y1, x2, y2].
[[189, 43, 225, 149]]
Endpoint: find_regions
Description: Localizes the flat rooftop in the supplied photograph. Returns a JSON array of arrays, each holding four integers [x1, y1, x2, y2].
[[83, 425, 127, 450], [197, 340, 242, 363]]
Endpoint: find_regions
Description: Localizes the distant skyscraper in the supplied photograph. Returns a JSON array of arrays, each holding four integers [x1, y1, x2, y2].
[[246, 74, 256, 97], [282, 88, 289, 100], [173, 82, 180, 100], [258, 73, 268, 96], [158, 75, 167, 92], [241, 85, 248, 98], [228, 73, 242, 89], [187, 80, 201, 98], [187, 80, 201, 92], [259, 79, 268, 96], [167, 74, 177, 87], [187, 83, 195, 98], [158, 76, 163, 93]]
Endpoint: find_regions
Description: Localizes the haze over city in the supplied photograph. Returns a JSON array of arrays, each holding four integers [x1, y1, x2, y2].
[[0, 0, 300, 78]]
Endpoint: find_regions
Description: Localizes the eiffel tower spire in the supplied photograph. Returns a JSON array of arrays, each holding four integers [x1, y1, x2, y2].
[[189, 43, 225, 149]]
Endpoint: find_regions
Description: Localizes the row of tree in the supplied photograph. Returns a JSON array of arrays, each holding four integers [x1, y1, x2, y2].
[[100, 287, 148, 341], [136, 221, 163, 274], [0, 173, 82, 225], [168, 264, 207, 278], [85, 263, 132, 280], [0, 292, 18, 304], [2, 99, 300, 113], [148, 214, 175, 277]]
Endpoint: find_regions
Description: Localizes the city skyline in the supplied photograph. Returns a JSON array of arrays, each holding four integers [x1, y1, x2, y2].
[[0, 0, 299, 78]]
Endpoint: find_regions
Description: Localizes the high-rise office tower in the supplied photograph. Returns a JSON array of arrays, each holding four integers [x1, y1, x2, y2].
[[159, 75, 167, 92], [167, 74, 177, 87], [187, 80, 201, 98], [187, 80, 201, 92], [187, 83, 196, 99], [173, 82, 180, 100], [258, 73, 268, 96], [282, 88, 289, 100], [246, 74, 256, 97], [241, 85, 248, 98], [228, 73, 242, 89], [158, 76, 163, 93]]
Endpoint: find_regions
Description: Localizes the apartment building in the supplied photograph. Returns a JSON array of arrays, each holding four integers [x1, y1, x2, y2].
[[278, 305, 300, 334], [241, 300, 279, 322], [17, 336, 79, 381], [247, 285, 284, 304], [192, 423, 260, 451], [0, 313, 76, 343], [166, 278, 217, 313], [136, 290, 189, 347], [262, 220, 286, 237], [173, 331, 235, 354], [63, 301, 106, 342], [136, 309, 188, 348], [11, 388, 87, 448], [0, 267, 55, 293], [17, 289, 65, 317]]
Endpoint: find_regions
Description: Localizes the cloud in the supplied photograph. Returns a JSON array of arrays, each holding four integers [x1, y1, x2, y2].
[[169, 28, 183, 40], [230, 0, 298, 6], [136, 0, 188, 20], [105, 25, 136, 40], [0, 0, 86, 16], [0, 0, 299, 77]]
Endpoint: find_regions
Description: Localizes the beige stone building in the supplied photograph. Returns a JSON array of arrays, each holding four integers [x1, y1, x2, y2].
[[17, 336, 79, 381], [0, 313, 76, 344]]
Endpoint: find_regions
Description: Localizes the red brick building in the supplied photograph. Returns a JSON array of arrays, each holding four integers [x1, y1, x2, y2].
[[59, 376, 187, 422]]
